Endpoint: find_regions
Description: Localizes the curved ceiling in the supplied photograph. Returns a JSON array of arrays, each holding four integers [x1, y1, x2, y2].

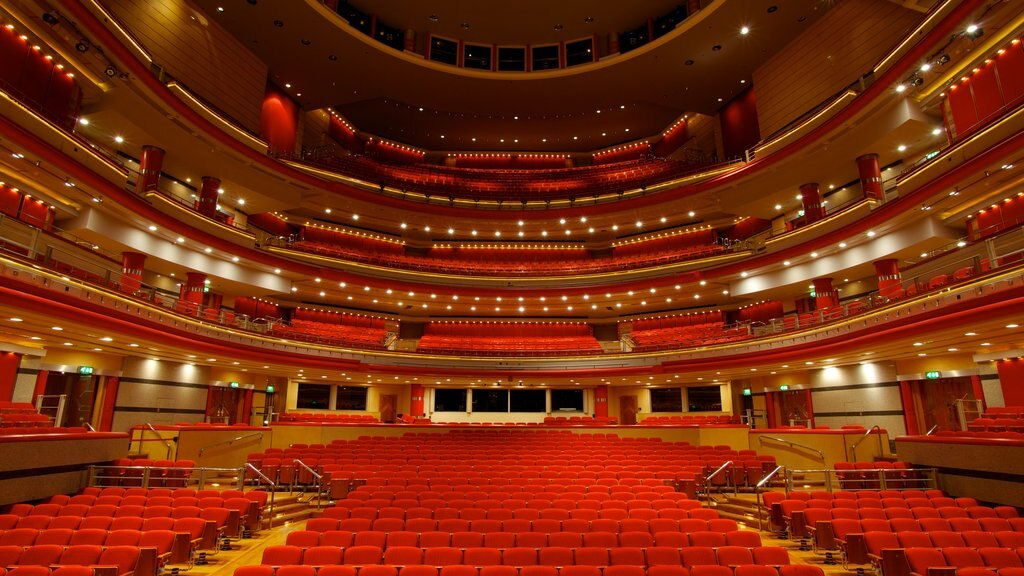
[[191, 0, 837, 152]]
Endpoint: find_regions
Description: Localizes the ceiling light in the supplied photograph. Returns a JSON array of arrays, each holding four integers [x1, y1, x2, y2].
[[775, 204, 782, 210], [148, 225, 157, 231], [9, 317, 22, 322], [1007, 324, 1020, 328], [897, 144, 907, 152], [740, 26, 750, 35], [176, 237, 185, 243], [51, 326, 63, 331], [114, 136, 124, 143], [866, 231, 876, 237]]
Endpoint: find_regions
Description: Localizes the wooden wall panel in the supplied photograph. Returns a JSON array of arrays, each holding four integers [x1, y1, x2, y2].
[[103, 0, 268, 133], [752, 0, 922, 137]]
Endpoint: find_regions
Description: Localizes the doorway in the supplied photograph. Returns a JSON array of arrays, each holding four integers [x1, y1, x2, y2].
[[620, 395, 638, 425], [766, 389, 814, 428], [906, 376, 977, 432], [205, 387, 250, 424], [42, 372, 96, 427]]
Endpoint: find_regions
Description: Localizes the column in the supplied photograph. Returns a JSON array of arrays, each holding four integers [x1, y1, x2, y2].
[[121, 251, 146, 294], [410, 384, 425, 417], [874, 258, 903, 299], [812, 277, 839, 309], [800, 183, 825, 223], [135, 145, 165, 194], [180, 272, 206, 303], [995, 359, 1024, 407], [403, 29, 415, 52], [31, 369, 49, 405], [607, 32, 619, 55], [594, 385, 609, 418], [0, 352, 22, 402], [197, 176, 220, 218], [857, 153, 884, 200], [99, 376, 119, 431], [898, 380, 919, 436]]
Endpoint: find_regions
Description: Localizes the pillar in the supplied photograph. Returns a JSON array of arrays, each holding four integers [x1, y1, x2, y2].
[[594, 385, 609, 418], [812, 278, 839, 309], [197, 176, 220, 217], [410, 384, 425, 417], [800, 183, 825, 223], [607, 33, 619, 55], [857, 153, 884, 200], [0, 352, 22, 402], [180, 272, 206, 304], [874, 258, 903, 299], [135, 145, 165, 194], [240, 389, 254, 425], [403, 29, 415, 52], [32, 369, 48, 405], [898, 380, 919, 436], [995, 358, 1024, 407], [121, 251, 146, 294], [99, 376, 119, 431]]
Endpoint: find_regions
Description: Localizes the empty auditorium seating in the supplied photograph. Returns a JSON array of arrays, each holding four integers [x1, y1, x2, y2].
[[416, 323, 602, 356], [625, 312, 752, 351], [268, 309, 390, 350]]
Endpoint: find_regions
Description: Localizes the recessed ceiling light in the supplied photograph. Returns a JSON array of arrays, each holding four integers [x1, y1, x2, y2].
[[51, 326, 63, 331], [897, 144, 907, 152], [114, 136, 124, 143], [740, 26, 750, 35], [1007, 324, 1019, 328], [9, 317, 23, 322], [148, 225, 157, 231]]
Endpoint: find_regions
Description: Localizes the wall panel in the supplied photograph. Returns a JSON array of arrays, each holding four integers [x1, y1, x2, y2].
[[752, 0, 921, 137], [103, 0, 268, 132]]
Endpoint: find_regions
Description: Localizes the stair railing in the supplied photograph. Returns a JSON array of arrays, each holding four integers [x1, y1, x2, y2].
[[757, 435, 826, 462], [755, 465, 786, 531], [197, 431, 263, 457], [849, 425, 883, 461], [294, 459, 325, 509], [244, 463, 276, 529], [703, 460, 734, 504]]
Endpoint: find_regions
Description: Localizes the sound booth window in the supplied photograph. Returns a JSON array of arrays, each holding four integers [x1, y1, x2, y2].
[[296, 383, 331, 409], [472, 389, 508, 412], [688, 386, 723, 412], [336, 386, 368, 410], [650, 387, 683, 412], [434, 388, 467, 412], [510, 389, 546, 412], [551, 389, 584, 411]]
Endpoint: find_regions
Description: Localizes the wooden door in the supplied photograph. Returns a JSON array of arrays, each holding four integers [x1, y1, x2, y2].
[[620, 395, 638, 425], [379, 394, 398, 423], [910, 377, 974, 432]]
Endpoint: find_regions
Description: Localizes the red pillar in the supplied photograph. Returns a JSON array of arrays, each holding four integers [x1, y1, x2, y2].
[[970, 375, 986, 412], [99, 376, 119, 431], [32, 369, 49, 405], [607, 33, 619, 55], [857, 153, 884, 200], [197, 176, 220, 217], [800, 183, 825, 223], [0, 352, 22, 402], [996, 359, 1024, 406], [410, 384, 425, 417], [180, 273, 207, 304], [403, 29, 415, 52], [594, 385, 609, 418], [812, 278, 839, 309], [240, 389, 254, 425], [898, 380, 919, 435], [135, 145, 165, 194], [765, 391, 777, 428], [121, 251, 146, 294], [874, 258, 903, 299]]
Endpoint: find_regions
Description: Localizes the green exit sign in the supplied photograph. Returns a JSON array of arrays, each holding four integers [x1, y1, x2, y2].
[[265, 385, 275, 394], [229, 381, 240, 388], [78, 366, 94, 375], [779, 384, 790, 391], [925, 371, 941, 380], [742, 388, 752, 396]]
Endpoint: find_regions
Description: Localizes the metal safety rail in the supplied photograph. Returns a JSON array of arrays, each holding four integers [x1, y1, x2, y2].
[[849, 425, 885, 461], [294, 459, 326, 509], [755, 465, 787, 531], [702, 460, 735, 503], [244, 463, 277, 529], [757, 435, 826, 463], [197, 432, 264, 457], [785, 467, 939, 492], [144, 423, 174, 460], [87, 464, 241, 490]]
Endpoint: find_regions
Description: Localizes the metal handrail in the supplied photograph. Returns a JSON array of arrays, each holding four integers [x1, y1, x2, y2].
[[144, 423, 174, 460], [850, 425, 883, 461], [197, 432, 264, 457], [244, 463, 277, 529], [926, 425, 940, 436], [703, 460, 734, 504], [755, 465, 786, 530], [294, 459, 325, 509], [758, 435, 826, 461], [84, 423, 96, 432]]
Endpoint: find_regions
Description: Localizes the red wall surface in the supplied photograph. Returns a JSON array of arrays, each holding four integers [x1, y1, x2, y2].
[[719, 86, 760, 160], [0, 26, 81, 129], [996, 358, 1024, 407], [0, 352, 21, 402], [260, 83, 299, 155], [945, 36, 1024, 140]]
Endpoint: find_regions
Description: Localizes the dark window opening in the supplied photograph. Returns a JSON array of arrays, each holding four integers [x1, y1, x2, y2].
[[565, 39, 594, 67], [498, 47, 526, 71], [532, 45, 560, 71], [688, 385, 723, 412], [472, 389, 509, 412], [430, 37, 459, 66], [296, 383, 331, 409], [650, 388, 683, 412], [375, 22, 404, 51], [619, 25, 649, 54], [434, 388, 467, 412], [510, 389, 546, 412], [337, 2, 372, 34], [551, 389, 585, 412], [464, 44, 492, 70], [336, 386, 368, 410]]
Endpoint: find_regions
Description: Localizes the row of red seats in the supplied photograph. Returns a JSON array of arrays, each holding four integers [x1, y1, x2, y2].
[[966, 418, 1024, 432], [0, 516, 212, 546], [0, 427, 88, 436], [292, 309, 389, 330], [101, 459, 195, 488], [0, 566, 92, 576], [311, 513, 728, 534], [640, 417, 737, 425], [0, 528, 177, 563], [0, 545, 141, 576], [278, 414, 380, 423], [931, 431, 1024, 439], [284, 524, 757, 545], [289, 241, 724, 277], [258, 543, 794, 570], [981, 407, 1024, 418], [269, 320, 388, 350], [416, 337, 602, 357], [628, 324, 751, 352], [865, 539, 1024, 576], [237, 563, 821, 576], [879, 266, 979, 301]]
